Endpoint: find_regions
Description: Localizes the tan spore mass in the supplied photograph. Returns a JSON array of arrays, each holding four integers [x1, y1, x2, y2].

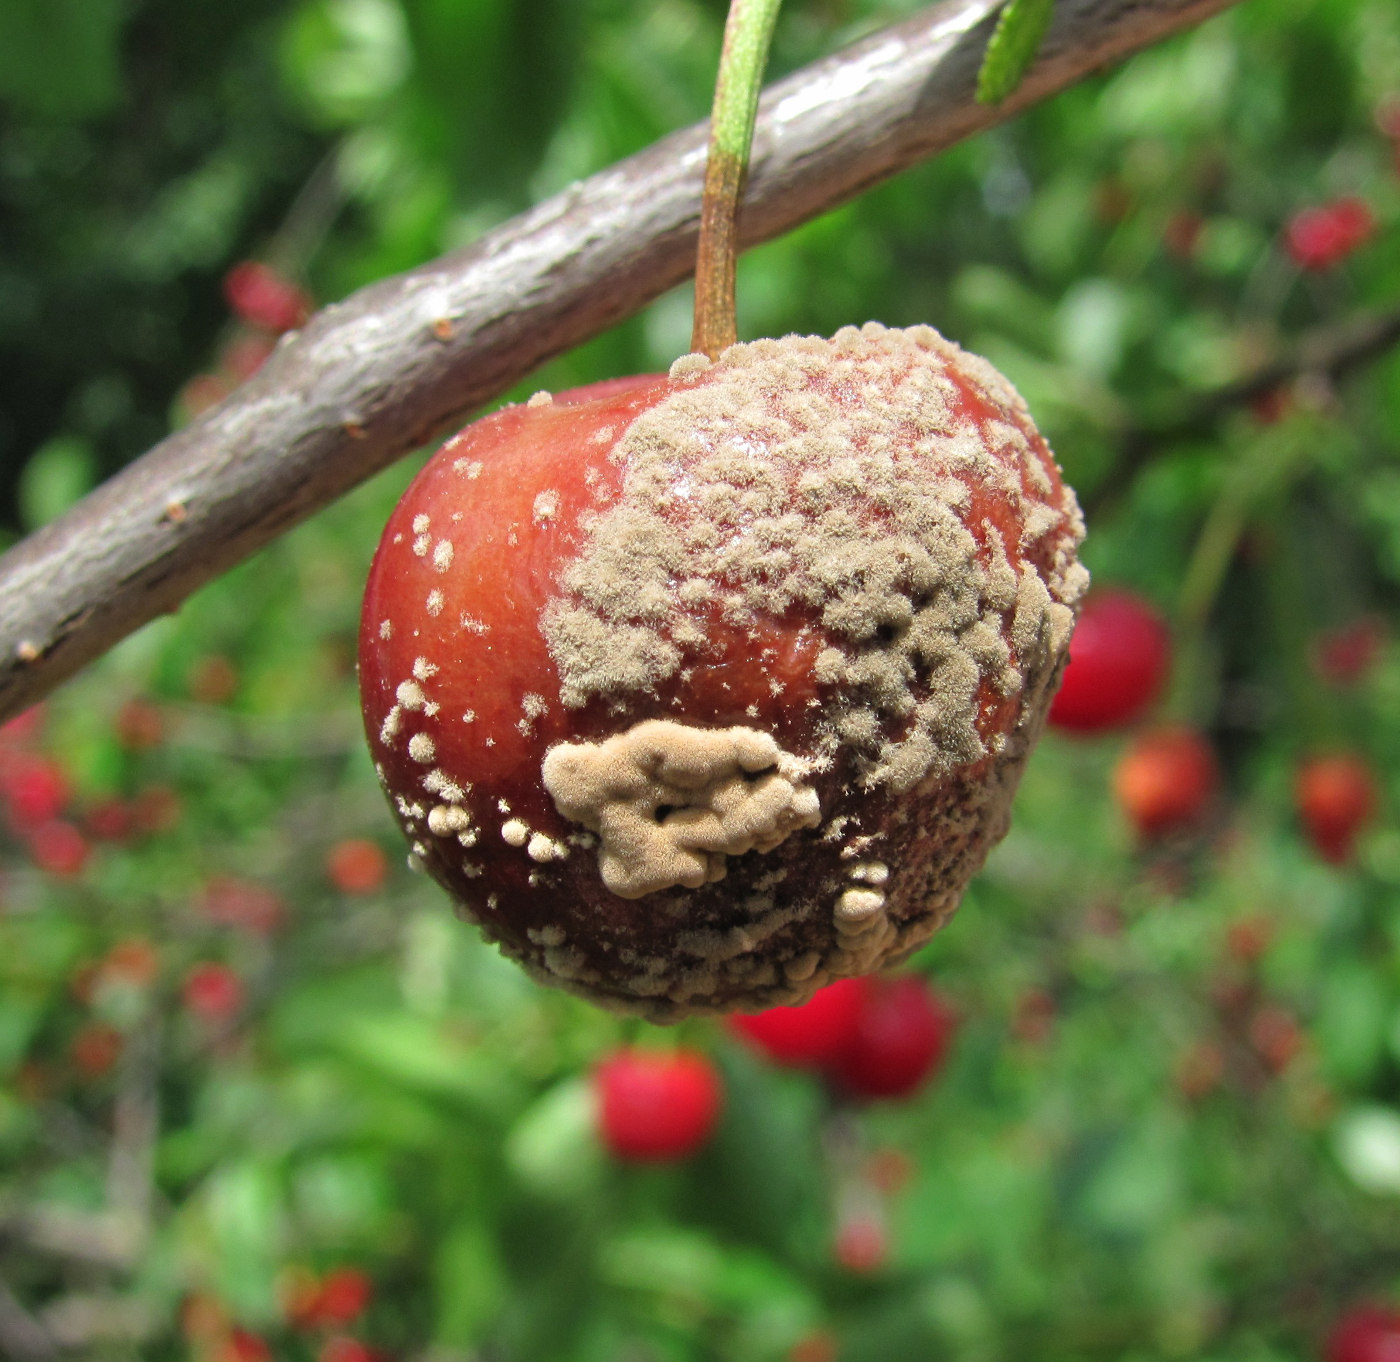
[[543, 323, 1085, 796], [541, 720, 821, 898]]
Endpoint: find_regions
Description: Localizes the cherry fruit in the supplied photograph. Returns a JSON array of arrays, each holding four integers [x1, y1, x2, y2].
[[824, 974, 955, 1101], [1295, 753, 1377, 865], [360, 325, 1084, 1017], [1326, 1305, 1400, 1362], [1112, 725, 1218, 838], [1048, 589, 1169, 733], [729, 976, 869, 1068], [593, 1047, 723, 1162]]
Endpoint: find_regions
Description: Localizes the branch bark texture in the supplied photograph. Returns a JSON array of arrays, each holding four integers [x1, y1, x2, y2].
[[0, 0, 1239, 723]]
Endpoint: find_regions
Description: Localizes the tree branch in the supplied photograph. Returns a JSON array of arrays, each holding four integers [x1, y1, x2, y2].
[[0, 0, 1239, 724], [1088, 303, 1400, 514]]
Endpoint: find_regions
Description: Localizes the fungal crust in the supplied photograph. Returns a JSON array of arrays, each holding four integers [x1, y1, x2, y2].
[[541, 720, 821, 899]]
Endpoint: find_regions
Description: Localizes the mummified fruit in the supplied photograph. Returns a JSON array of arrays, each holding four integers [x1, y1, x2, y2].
[[358, 324, 1086, 1019]]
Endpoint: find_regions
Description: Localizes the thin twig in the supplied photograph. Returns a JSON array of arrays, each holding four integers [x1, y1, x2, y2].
[[1088, 304, 1400, 515], [0, 0, 1240, 725]]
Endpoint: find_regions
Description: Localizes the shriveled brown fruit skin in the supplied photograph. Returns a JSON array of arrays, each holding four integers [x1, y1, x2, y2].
[[359, 324, 1086, 1020]]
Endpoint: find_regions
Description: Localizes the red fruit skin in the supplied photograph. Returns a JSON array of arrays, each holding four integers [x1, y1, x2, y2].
[[27, 819, 90, 876], [1048, 590, 1169, 733], [1286, 199, 1375, 270], [1, 753, 70, 829], [183, 963, 245, 1020], [833, 1214, 888, 1273], [316, 1267, 373, 1326], [1296, 754, 1377, 865], [729, 976, 870, 1068], [1112, 726, 1218, 838], [359, 326, 1085, 1018], [825, 975, 955, 1101], [202, 876, 284, 935], [222, 261, 311, 333], [1327, 1306, 1400, 1362], [594, 1048, 723, 1162], [327, 839, 388, 894]]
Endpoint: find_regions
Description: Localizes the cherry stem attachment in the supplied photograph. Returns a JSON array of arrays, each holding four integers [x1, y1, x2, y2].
[[691, 0, 782, 360]]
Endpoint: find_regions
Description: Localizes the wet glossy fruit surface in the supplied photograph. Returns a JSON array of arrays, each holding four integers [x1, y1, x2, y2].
[[360, 325, 1085, 1017], [1048, 589, 1169, 733], [593, 1048, 723, 1162]]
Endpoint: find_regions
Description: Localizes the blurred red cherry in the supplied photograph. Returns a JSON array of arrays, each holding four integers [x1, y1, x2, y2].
[[833, 1213, 888, 1274], [1049, 590, 1170, 733], [223, 261, 311, 334], [1, 753, 70, 829], [183, 963, 245, 1021], [317, 1267, 373, 1326], [824, 976, 955, 1101], [102, 938, 160, 989], [71, 1021, 123, 1077], [320, 1339, 380, 1362], [220, 332, 277, 383], [326, 839, 388, 895], [1285, 198, 1375, 270], [787, 1331, 839, 1362], [115, 698, 165, 750], [1313, 618, 1385, 687], [201, 876, 284, 935], [1112, 726, 1218, 838], [1249, 1004, 1304, 1075], [0, 706, 44, 748], [1296, 753, 1377, 865], [86, 797, 135, 842], [28, 819, 90, 876], [178, 372, 233, 419], [729, 977, 869, 1068], [1326, 1304, 1400, 1362], [222, 1331, 273, 1362], [594, 1048, 723, 1162]]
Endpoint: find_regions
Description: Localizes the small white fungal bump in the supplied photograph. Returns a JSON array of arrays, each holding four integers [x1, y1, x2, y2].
[[433, 539, 455, 572], [527, 831, 568, 863], [412, 514, 431, 534], [527, 390, 553, 408], [533, 490, 560, 524], [498, 799, 511, 814], [460, 614, 489, 635], [379, 706, 402, 745], [413, 657, 439, 681], [408, 733, 436, 763], [835, 888, 886, 922], [397, 680, 426, 710], [541, 720, 821, 899], [850, 861, 890, 886], [522, 693, 548, 719], [422, 771, 465, 801], [669, 352, 713, 381], [379, 619, 393, 640], [502, 818, 529, 846], [457, 829, 479, 847], [426, 589, 444, 616], [589, 425, 615, 446], [462, 710, 476, 724], [424, 701, 440, 717], [412, 534, 431, 557]]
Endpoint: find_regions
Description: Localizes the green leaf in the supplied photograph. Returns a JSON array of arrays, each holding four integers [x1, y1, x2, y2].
[[0, 0, 126, 118], [17, 437, 95, 532], [976, 0, 1055, 106]]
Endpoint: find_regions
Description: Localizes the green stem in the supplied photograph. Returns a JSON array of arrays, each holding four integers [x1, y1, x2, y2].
[[691, 0, 783, 360]]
